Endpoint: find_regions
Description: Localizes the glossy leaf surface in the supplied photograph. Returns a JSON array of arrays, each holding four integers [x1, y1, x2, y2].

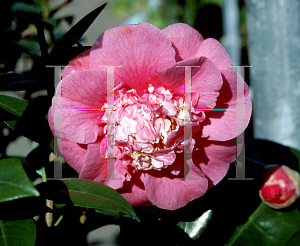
[[226, 202, 300, 246], [0, 95, 28, 130], [37, 178, 139, 221], [0, 219, 36, 246], [0, 158, 39, 203]]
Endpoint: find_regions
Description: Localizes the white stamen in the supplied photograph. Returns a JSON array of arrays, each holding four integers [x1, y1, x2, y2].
[[101, 86, 199, 171]]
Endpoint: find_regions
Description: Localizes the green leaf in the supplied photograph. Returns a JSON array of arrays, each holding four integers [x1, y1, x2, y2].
[[0, 95, 28, 118], [0, 158, 40, 203], [286, 230, 300, 246], [95, 209, 121, 220], [48, 3, 107, 65], [12, 98, 52, 144], [15, 39, 41, 57], [226, 202, 300, 246], [3, 121, 17, 130], [0, 95, 28, 130], [11, 2, 42, 17], [0, 73, 39, 91], [7, 156, 39, 182], [37, 178, 139, 221], [177, 209, 213, 240], [0, 219, 36, 246]]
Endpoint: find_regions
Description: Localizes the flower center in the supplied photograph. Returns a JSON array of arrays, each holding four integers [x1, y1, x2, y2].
[[101, 85, 202, 171]]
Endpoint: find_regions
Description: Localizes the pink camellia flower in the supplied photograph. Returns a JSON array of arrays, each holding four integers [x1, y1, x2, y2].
[[48, 23, 252, 210], [259, 165, 300, 209]]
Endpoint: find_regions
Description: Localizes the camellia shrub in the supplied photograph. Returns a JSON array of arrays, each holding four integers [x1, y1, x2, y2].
[[2, 3, 300, 246], [48, 22, 252, 210]]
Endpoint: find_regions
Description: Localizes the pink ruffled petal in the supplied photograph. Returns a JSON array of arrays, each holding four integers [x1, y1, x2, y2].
[[193, 134, 243, 188], [162, 23, 203, 62], [117, 172, 149, 206], [195, 38, 233, 70], [89, 22, 176, 95], [144, 165, 208, 210], [201, 69, 252, 141], [151, 56, 223, 109], [148, 150, 176, 167], [168, 153, 182, 175], [165, 123, 200, 148], [79, 140, 105, 180], [49, 103, 68, 139], [62, 49, 91, 78], [48, 106, 54, 135], [57, 138, 87, 173], [79, 139, 128, 189], [54, 70, 110, 144]]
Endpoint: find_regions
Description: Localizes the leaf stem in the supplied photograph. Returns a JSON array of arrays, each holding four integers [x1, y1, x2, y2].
[[54, 215, 63, 226], [36, 21, 49, 59], [41, 166, 47, 182]]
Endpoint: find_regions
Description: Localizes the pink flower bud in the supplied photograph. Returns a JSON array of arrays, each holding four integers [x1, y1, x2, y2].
[[259, 165, 300, 209]]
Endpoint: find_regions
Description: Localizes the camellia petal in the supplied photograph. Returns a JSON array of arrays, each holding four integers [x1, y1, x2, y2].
[[54, 69, 112, 144], [89, 22, 176, 95], [195, 38, 233, 70], [151, 56, 223, 109], [117, 172, 149, 206], [193, 134, 244, 188], [62, 49, 91, 78], [201, 69, 251, 141], [79, 138, 128, 190], [162, 23, 203, 62], [48, 105, 66, 139], [144, 164, 208, 210], [57, 138, 87, 173]]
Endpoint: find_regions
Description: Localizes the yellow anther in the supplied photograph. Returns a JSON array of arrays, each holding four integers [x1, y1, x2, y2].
[[148, 84, 154, 93]]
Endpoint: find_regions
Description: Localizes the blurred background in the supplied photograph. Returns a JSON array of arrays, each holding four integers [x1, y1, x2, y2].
[[1, 0, 299, 245]]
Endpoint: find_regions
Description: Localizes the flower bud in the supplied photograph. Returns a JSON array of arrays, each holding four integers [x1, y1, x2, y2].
[[259, 165, 300, 209]]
